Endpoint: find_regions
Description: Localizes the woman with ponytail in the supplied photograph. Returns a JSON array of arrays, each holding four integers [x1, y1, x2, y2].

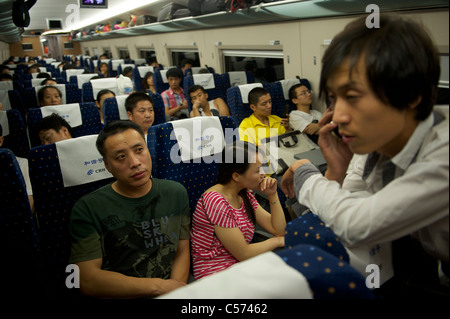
[[190, 141, 286, 280]]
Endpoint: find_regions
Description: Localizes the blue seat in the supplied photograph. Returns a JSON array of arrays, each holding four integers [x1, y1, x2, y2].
[[28, 140, 115, 296], [147, 116, 237, 215], [81, 82, 94, 102], [1, 109, 30, 158], [226, 83, 272, 126], [27, 102, 103, 148], [277, 244, 374, 299], [0, 148, 39, 252], [219, 71, 255, 93], [103, 93, 166, 127], [153, 68, 172, 94], [183, 73, 227, 114], [0, 148, 49, 295]]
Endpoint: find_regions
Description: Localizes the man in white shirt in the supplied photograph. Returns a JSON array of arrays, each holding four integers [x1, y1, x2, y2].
[[288, 83, 322, 144], [281, 14, 448, 298]]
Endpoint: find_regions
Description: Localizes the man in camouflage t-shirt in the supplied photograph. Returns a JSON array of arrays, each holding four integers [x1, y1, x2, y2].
[[69, 120, 190, 298]]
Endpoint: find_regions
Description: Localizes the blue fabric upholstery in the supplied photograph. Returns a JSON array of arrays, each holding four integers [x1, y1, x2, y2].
[[27, 102, 103, 148], [0, 148, 39, 251], [284, 212, 349, 263], [28, 142, 114, 296], [277, 244, 374, 299], [153, 69, 170, 94], [147, 116, 237, 215], [81, 82, 94, 102], [0, 148, 48, 295], [2, 109, 30, 158], [7, 89, 26, 118]]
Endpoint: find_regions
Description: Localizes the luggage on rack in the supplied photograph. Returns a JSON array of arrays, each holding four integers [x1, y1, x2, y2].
[[201, 0, 227, 15], [157, 3, 187, 22]]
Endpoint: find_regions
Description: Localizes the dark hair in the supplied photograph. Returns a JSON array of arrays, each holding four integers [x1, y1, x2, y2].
[[0, 123, 3, 137], [36, 72, 51, 79], [96, 89, 116, 102], [0, 73, 13, 81], [248, 87, 269, 106], [96, 120, 144, 157], [125, 92, 153, 113], [37, 86, 63, 105], [188, 84, 206, 97], [319, 14, 440, 121], [166, 67, 183, 79], [288, 83, 308, 101], [217, 141, 260, 224], [142, 71, 153, 90], [122, 66, 133, 76], [181, 58, 194, 68], [40, 78, 57, 86], [35, 113, 74, 142]]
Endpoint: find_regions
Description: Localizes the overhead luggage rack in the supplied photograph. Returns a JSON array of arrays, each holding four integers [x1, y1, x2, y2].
[[71, 0, 449, 41]]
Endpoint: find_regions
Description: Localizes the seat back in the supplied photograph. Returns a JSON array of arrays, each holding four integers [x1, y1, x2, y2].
[[153, 69, 170, 94], [28, 136, 115, 295], [0, 148, 39, 251], [147, 116, 237, 215], [183, 73, 227, 113], [82, 78, 120, 103], [226, 83, 268, 126], [0, 148, 45, 295], [69, 73, 102, 89], [220, 71, 255, 93], [103, 93, 166, 127], [1, 109, 30, 158], [27, 102, 103, 147]]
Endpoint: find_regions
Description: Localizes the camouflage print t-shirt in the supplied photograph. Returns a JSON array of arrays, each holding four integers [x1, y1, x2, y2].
[[69, 178, 190, 279]]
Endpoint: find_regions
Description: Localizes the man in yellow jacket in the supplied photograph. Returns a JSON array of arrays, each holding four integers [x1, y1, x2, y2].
[[239, 87, 291, 146]]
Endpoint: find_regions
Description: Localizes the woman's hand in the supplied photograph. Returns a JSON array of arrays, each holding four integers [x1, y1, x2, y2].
[[258, 177, 278, 197]]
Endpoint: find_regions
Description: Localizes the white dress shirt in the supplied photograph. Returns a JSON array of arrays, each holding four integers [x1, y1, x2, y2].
[[294, 105, 449, 264]]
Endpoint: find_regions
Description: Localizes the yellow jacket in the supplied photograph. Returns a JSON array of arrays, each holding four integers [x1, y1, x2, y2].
[[238, 114, 286, 146]]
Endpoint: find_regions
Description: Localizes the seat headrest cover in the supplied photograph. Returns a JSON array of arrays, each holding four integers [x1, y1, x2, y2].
[[56, 134, 113, 187]]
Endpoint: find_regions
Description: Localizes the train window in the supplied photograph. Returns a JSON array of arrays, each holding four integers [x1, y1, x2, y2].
[[118, 48, 130, 59], [64, 42, 74, 50], [222, 50, 284, 83], [139, 49, 156, 59], [22, 43, 33, 51], [171, 49, 200, 68]]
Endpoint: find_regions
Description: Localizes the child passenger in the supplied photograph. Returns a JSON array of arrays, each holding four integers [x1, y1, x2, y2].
[[190, 141, 286, 280]]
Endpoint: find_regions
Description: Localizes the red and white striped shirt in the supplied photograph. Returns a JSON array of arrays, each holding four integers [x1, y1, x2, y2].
[[190, 190, 259, 279]]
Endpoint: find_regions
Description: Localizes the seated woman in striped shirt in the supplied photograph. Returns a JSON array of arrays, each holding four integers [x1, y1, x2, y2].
[[190, 141, 286, 280]]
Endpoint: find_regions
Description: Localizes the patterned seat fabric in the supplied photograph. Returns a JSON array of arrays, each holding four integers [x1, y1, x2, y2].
[[28, 141, 114, 296], [147, 116, 237, 216], [2, 109, 30, 158]]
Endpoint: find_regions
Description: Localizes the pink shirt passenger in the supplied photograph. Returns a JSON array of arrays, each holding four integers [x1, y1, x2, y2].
[[190, 191, 259, 279]]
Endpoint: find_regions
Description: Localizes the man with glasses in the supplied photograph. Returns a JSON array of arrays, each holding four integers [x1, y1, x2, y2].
[[288, 83, 322, 143]]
